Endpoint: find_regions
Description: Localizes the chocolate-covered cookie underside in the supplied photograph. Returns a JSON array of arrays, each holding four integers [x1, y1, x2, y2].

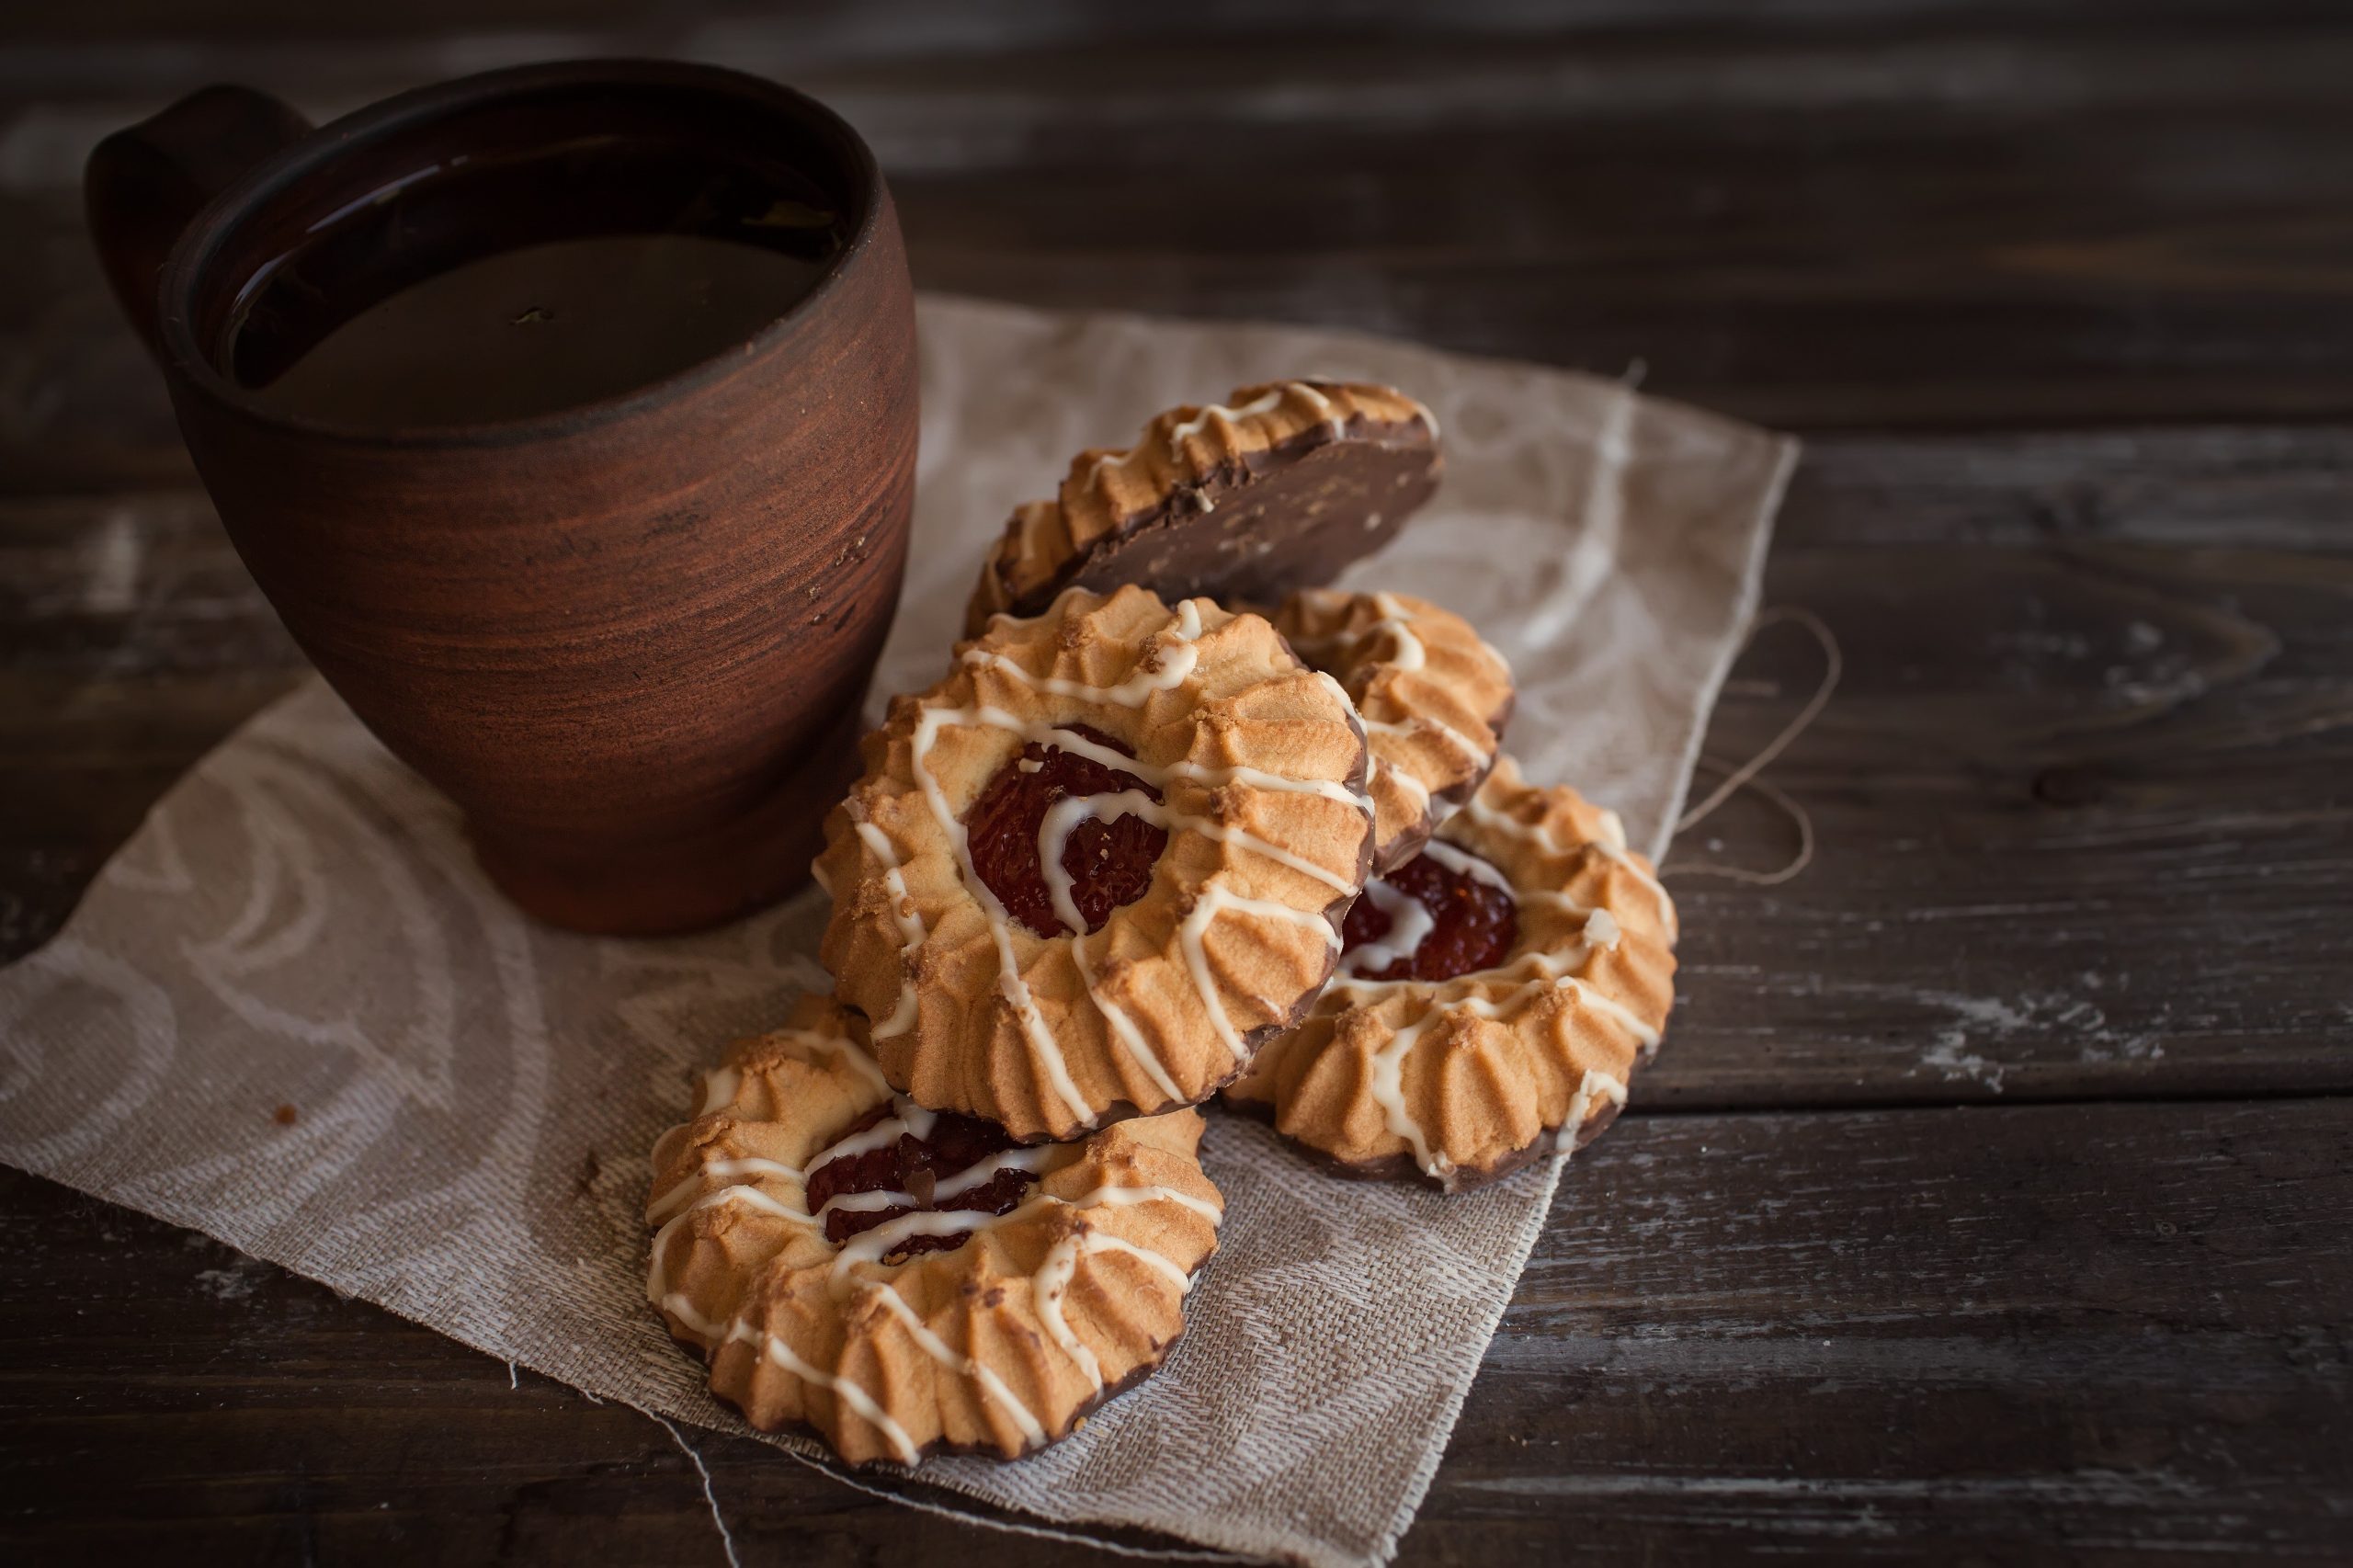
[[645, 1026, 1222, 1463], [1012, 391, 1439, 620], [867, 597, 1374, 1134]]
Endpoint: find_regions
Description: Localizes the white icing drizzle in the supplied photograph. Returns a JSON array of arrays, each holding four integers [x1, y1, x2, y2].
[[1299, 593, 1434, 683], [1037, 789, 1163, 937], [1184, 811, 1358, 893], [1290, 381, 1347, 441], [1328, 928, 1643, 1018], [1066, 1181, 1224, 1222], [1336, 875, 1434, 979], [1079, 1232, 1197, 1292], [695, 1066, 739, 1118], [727, 1319, 922, 1465], [829, 1183, 1220, 1282], [1555, 1068, 1631, 1153], [1363, 1006, 1456, 1177], [1368, 592, 1427, 671], [660, 1291, 727, 1341], [867, 1281, 1047, 1448], [646, 1183, 821, 1302], [855, 821, 926, 1038], [1592, 807, 1678, 937], [1461, 791, 1675, 937], [788, 1024, 896, 1096], [1165, 754, 1367, 809], [910, 705, 1093, 1122], [1362, 712, 1493, 772], [814, 1188, 922, 1221], [1512, 888, 1599, 915], [1180, 885, 1342, 1059], [1070, 937, 1185, 1104], [932, 1144, 1054, 1200], [804, 1097, 938, 1176], [646, 1157, 803, 1223], [1566, 978, 1663, 1050], [1416, 839, 1515, 892], [1370, 752, 1432, 809], [1037, 789, 1358, 940], [1029, 1225, 1206, 1397], [1165, 386, 1290, 449], [962, 600, 1204, 709], [1030, 1239, 1102, 1393], [1362, 974, 1645, 1179]]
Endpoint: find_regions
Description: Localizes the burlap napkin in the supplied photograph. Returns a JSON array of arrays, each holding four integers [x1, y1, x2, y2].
[[0, 296, 1791, 1567]]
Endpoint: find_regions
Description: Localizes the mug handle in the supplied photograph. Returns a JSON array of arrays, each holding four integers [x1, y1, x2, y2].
[[85, 85, 313, 358]]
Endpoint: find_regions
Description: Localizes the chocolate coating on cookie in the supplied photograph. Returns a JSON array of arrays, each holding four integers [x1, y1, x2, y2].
[[967, 381, 1441, 636]]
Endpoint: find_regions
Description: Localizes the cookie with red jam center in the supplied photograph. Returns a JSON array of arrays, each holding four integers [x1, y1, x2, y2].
[[1223, 756, 1680, 1192], [816, 585, 1374, 1143], [645, 996, 1223, 1465]]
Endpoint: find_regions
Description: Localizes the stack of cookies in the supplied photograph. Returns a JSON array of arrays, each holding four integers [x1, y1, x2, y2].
[[644, 381, 1679, 1466]]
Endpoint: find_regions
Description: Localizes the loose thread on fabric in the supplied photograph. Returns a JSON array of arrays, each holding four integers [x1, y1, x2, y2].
[[1665, 604, 1839, 885], [654, 1415, 745, 1568], [625, 1402, 1253, 1565], [778, 1447, 1257, 1563]]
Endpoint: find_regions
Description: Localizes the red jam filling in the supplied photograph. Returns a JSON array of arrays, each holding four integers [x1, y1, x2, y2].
[[803, 1104, 1039, 1259], [963, 723, 1168, 938], [1341, 847, 1519, 982]]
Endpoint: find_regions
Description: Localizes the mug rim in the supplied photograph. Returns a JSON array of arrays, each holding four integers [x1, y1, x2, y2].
[[156, 58, 890, 450]]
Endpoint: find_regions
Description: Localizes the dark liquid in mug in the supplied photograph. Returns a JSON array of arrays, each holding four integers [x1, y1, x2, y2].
[[222, 135, 845, 427]]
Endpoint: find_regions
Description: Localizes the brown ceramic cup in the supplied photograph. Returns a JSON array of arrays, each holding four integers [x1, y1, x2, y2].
[[85, 61, 917, 936]]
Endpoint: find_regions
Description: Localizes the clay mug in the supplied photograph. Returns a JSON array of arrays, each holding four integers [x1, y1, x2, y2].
[[84, 61, 917, 935]]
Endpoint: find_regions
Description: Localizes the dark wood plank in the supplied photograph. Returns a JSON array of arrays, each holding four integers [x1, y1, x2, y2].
[[1663, 532, 2353, 1108], [1427, 1096, 2353, 1563], [5, 429, 2345, 1101], [7, 14, 2353, 470], [4, 1097, 2345, 1563]]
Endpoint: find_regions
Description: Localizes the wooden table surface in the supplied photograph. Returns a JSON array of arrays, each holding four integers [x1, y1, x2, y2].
[[4, 4, 2349, 1563]]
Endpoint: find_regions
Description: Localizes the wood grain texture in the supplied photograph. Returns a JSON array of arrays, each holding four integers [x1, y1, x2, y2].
[[3, 1097, 2345, 1563]]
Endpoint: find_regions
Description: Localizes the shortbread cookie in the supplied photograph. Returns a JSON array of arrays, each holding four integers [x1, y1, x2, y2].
[[1224, 756, 1677, 1192], [965, 381, 1441, 636], [647, 996, 1223, 1466], [819, 584, 1374, 1142], [1273, 588, 1513, 873]]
